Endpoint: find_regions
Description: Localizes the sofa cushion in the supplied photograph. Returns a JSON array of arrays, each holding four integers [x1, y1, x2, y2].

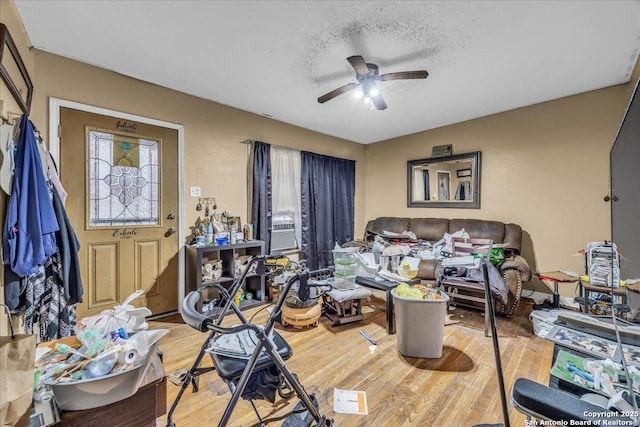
[[448, 219, 522, 255], [366, 217, 411, 236], [449, 219, 506, 243], [503, 223, 523, 255], [408, 218, 449, 241]]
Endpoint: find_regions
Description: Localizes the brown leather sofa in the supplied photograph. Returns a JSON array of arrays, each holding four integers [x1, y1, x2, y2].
[[358, 217, 532, 315]]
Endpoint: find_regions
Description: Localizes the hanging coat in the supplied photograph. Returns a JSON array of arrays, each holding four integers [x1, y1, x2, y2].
[[3, 115, 59, 277], [51, 185, 83, 304]]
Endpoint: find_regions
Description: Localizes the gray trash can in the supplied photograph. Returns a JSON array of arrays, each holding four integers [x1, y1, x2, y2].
[[391, 288, 450, 358]]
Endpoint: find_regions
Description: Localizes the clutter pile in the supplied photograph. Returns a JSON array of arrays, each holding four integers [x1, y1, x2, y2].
[[551, 349, 640, 398], [33, 291, 168, 410], [333, 242, 421, 284], [342, 231, 510, 307]]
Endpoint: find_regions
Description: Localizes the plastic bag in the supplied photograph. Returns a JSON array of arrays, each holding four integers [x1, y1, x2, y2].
[[489, 248, 505, 265], [472, 248, 505, 265], [371, 236, 386, 255], [1, 305, 35, 427], [444, 229, 470, 254], [74, 291, 151, 341]]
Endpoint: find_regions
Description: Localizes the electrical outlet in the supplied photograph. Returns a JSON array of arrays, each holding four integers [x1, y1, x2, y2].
[[190, 186, 201, 197]]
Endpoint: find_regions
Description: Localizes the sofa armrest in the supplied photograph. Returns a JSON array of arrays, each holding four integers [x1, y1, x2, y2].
[[497, 254, 531, 315], [500, 255, 532, 282]]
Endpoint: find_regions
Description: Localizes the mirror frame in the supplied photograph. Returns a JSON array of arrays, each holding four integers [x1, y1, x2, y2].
[[407, 151, 481, 208], [0, 24, 33, 115]]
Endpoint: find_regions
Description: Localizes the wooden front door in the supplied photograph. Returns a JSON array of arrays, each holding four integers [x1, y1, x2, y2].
[[60, 107, 179, 318]]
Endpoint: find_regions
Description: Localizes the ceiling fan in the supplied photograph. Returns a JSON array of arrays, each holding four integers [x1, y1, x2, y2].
[[317, 55, 429, 110]]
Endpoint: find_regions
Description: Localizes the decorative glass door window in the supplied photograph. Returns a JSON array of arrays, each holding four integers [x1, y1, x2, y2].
[[87, 129, 160, 227]]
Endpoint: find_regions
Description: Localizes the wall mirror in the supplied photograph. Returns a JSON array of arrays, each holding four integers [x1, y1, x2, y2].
[[407, 151, 480, 208]]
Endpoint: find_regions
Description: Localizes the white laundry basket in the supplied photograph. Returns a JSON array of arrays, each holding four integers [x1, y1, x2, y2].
[[529, 309, 561, 337]]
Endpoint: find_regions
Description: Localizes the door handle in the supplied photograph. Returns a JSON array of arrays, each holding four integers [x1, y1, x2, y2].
[[167, 213, 176, 220], [165, 227, 176, 237]]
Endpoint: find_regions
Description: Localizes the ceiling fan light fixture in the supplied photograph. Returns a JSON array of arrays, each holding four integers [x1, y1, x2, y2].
[[317, 55, 428, 111], [361, 78, 379, 98]]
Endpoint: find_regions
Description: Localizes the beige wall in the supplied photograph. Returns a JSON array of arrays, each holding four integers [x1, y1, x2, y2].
[[29, 51, 367, 245], [365, 84, 633, 295]]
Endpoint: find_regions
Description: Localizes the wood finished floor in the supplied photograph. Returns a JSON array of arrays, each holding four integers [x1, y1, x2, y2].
[[151, 292, 553, 427]]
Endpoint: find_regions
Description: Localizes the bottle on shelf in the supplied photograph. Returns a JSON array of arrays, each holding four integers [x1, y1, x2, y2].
[[206, 223, 214, 244]]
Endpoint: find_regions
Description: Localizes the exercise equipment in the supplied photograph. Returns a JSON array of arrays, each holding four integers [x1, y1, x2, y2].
[[165, 254, 334, 427]]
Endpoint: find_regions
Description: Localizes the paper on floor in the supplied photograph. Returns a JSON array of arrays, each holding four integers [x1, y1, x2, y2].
[[333, 388, 368, 415]]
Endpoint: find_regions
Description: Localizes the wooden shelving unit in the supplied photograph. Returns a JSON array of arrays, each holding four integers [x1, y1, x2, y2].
[[185, 240, 265, 315]]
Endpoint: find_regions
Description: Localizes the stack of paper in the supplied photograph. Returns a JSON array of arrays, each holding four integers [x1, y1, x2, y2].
[[333, 388, 368, 415], [377, 269, 410, 283]]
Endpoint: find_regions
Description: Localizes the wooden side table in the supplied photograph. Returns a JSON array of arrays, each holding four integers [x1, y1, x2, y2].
[[580, 282, 626, 314], [536, 271, 580, 310]]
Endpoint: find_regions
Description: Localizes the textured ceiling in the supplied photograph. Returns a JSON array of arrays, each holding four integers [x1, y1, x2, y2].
[[15, 0, 640, 144]]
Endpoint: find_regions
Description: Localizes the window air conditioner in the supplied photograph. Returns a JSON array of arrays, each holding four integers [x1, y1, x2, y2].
[[271, 218, 297, 252]]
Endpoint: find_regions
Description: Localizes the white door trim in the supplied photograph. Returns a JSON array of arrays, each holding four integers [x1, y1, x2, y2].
[[48, 97, 186, 311]]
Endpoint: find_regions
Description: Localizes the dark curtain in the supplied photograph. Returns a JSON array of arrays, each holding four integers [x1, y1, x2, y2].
[[300, 152, 355, 269], [422, 170, 430, 200], [250, 141, 272, 253]]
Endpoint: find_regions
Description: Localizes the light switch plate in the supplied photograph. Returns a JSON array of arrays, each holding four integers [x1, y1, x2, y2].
[[190, 186, 201, 197]]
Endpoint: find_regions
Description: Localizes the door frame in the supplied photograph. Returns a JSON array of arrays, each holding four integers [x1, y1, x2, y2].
[[48, 97, 186, 312]]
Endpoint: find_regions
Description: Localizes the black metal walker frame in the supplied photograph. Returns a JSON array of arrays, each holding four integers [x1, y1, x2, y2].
[[165, 254, 333, 427]]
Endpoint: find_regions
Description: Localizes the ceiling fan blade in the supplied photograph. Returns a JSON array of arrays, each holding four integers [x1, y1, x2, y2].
[[317, 82, 360, 104], [347, 55, 370, 75], [379, 70, 429, 81], [372, 94, 387, 111]]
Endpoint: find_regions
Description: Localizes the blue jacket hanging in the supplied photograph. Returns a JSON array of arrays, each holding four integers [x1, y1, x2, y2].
[[3, 115, 59, 277]]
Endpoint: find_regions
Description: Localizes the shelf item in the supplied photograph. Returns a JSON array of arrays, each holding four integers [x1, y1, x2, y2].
[[185, 241, 265, 315]]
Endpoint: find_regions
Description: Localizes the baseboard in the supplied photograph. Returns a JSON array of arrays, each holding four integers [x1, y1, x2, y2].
[[521, 290, 551, 304]]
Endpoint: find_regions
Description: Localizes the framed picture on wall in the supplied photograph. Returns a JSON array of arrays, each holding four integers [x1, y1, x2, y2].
[[457, 168, 472, 178]]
